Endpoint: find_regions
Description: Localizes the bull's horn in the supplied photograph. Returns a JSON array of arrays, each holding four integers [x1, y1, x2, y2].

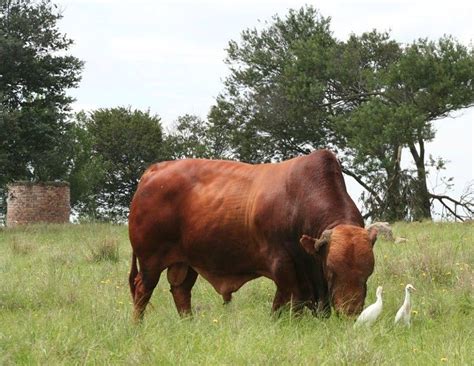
[[315, 229, 332, 251]]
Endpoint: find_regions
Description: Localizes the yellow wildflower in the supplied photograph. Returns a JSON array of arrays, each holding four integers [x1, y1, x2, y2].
[[440, 357, 448, 362]]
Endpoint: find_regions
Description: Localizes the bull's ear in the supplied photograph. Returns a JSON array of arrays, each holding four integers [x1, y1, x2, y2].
[[300, 235, 317, 255], [368, 227, 378, 246], [300, 230, 332, 255]]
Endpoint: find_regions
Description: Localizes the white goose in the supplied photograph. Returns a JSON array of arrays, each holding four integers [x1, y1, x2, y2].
[[355, 286, 383, 326], [394, 284, 416, 326]]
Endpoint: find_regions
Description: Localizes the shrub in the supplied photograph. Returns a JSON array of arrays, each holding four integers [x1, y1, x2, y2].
[[88, 237, 119, 263]]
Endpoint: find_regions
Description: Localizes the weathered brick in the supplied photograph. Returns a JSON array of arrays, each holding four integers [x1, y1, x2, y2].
[[6, 182, 70, 227]]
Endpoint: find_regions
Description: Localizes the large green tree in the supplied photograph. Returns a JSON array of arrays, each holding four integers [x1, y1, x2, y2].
[[334, 35, 474, 220], [69, 108, 165, 221], [210, 5, 474, 221], [0, 0, 83, 219], [209, 7, 336, 163]]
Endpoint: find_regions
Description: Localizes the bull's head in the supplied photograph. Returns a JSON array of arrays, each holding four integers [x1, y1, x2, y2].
[[300, 225, 377, 316]]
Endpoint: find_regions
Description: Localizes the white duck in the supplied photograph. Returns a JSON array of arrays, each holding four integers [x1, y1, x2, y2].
[[394, 284, 416, 326], [355, 286, 383, 326]]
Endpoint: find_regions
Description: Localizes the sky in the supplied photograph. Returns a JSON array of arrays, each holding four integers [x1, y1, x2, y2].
[[55, 0, 473, 216]]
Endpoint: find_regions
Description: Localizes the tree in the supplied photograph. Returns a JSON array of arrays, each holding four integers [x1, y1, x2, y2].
[[209, 6, 336, 164], [391, 37, 474, 220], [164, 114, 229, 159], [0, 0, 83, 220], [335, 35, 474, 220], [69, 107, 165, 221], [210, 5, 474, 221]]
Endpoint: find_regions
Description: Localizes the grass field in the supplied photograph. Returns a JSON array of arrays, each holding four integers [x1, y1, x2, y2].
[[0, 222, 472, 365]]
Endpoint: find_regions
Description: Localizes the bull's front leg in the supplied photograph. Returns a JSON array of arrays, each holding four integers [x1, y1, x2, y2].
[[271, 257, 305, 315], [313, 265, 331, 318], [314, 296, 331, 318]]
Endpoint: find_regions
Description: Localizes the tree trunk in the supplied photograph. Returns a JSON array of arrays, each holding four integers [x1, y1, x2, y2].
[[383, 145, 406, 221], [408, 139, 432, 221]]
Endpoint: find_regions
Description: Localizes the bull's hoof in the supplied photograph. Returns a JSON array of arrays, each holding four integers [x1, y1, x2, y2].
[[222, 293, 232, 305]]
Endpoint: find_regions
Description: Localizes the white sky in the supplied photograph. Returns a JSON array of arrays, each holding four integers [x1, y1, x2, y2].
[[56, 0, 473, 215]]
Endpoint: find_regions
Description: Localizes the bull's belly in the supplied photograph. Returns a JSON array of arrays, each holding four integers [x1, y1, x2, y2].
[[182, 234, 269, 271], [180, 235, 272, 296], [191, 266, 262, 297]]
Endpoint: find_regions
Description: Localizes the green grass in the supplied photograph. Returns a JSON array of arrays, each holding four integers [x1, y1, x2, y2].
[[0, 222, 472, 365]]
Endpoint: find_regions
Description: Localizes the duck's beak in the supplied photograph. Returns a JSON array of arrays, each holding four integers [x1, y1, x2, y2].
[[411, 287, 417, 292]]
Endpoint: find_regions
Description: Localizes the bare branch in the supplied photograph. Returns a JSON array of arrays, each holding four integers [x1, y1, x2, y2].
[[362, 210, 375, 220], [429, 187, 474, 221], [429, 193, 474, 214], [341, 167, 383, 206], [431, 195, 465, 221]]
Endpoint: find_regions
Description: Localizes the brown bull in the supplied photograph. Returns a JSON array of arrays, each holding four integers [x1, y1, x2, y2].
[[128, 149, 377, 320]]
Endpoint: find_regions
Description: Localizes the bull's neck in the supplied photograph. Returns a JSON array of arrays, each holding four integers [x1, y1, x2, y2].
[[308, 201, 364, 236], [321, 217, 364, 234]]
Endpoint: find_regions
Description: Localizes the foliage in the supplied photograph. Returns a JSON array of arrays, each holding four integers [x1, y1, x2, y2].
[[209, 7, 335, 163], [0, 0, 83, 220], [69, 108, 165, 221], [0, 222, 473, 364], [164, 114, 229, 159], [337, 35, 474, 220], [210, 5, 474, 221]]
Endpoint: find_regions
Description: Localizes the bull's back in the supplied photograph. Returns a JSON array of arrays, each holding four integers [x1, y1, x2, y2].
[[129, 159, 274, 257], [129, 151, 362, 258]]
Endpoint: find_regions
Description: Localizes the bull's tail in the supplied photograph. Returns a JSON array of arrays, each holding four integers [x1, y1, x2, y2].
[[129, 252, 138, 299]]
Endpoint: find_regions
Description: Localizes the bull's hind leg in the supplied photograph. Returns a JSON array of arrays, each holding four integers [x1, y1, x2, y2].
[[167, 263, 198, 316], [130, 255, 163, 322]]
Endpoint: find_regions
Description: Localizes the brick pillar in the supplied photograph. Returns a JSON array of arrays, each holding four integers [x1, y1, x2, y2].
[[6, 182, 70, 227]]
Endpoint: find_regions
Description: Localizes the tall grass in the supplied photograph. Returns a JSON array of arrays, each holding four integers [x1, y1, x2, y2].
[[0, 222, 472, 364], [87, 237, 120, 263]]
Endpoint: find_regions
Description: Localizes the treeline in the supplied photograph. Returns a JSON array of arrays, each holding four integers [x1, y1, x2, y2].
[[1, 1, 473, 223]]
